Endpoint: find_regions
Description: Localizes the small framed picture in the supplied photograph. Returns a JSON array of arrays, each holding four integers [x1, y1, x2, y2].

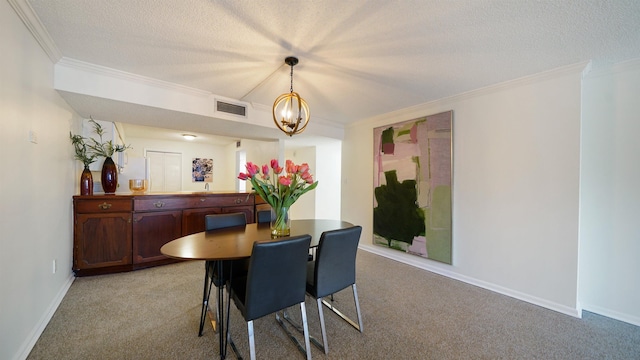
[[192, 158, 213, 182]]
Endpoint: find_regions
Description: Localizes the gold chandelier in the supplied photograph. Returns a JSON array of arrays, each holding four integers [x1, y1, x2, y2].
[[272, 56, 310, 136]]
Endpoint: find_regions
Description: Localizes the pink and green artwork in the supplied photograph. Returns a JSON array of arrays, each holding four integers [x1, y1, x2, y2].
[[373, 111, 452, 264]]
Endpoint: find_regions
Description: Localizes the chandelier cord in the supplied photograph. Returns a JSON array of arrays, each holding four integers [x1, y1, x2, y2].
[[289, 64, 294, 93]]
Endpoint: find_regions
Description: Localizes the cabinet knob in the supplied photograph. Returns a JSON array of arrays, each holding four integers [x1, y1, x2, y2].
[[98, 202, 112, 210], [154, 201, 165, 208], [235, 198, 242, 204], [200, 198, 206, 202]]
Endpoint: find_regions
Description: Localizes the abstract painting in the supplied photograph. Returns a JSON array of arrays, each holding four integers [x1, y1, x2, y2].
[[192, 158, 213, 182], [373, 111, 453, 264]]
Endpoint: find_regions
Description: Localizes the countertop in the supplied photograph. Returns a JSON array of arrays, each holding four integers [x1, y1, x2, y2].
[[73, 191, 253, 198]]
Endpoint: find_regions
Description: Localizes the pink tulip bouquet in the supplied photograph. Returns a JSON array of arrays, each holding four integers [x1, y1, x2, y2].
[[238, 159, 318, 236]]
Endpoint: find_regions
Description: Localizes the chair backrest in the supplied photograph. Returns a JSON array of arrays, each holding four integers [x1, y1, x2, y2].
[[205, 212, 246, 231], [313, 226, 362, 298], [243, 235, 312, 321], [256, 209, 272, 223]]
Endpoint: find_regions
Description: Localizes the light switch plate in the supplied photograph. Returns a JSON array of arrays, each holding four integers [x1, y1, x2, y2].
[[29, 130, 38, 144]]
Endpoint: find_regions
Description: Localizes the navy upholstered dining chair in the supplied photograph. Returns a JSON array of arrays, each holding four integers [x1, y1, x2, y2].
[[256, 209, 272, 223], [304, 225, 363, 354], [198, 212, 247, 336], [228, 235, 313, 360]]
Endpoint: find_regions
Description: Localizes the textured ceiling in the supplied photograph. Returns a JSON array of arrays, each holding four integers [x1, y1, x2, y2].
[[21, 0, 640, 138]]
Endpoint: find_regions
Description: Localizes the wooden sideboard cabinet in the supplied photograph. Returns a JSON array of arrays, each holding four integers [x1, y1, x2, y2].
[[132, 210, 182, 264], [73, 197, 133, 274], [182, 207, 221, 236], [73, 192, 255, 276], [181, 196, 255, 236]]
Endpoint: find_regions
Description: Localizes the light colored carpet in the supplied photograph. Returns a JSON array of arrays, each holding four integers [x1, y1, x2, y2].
[[28, 250, 640, 359]]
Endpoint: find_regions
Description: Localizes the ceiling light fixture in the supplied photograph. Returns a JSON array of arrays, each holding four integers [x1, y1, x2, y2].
[[272, 56, 310, 136], [182, 134, 196, 140]]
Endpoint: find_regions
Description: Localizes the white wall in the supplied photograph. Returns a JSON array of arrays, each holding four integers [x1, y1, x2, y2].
[[314, 141, 342, 220], [579, 60, 640, 325], [343, 63, 585, 317], [123, 136, 236, 192], [1, 2, 77, 359], [238, 140, 339, 221], [240, 139, 280, 169], [5, 4, 637, 360], [287, 146, 317, 219]]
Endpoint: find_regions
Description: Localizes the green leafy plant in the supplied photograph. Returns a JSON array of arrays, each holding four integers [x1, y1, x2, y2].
[[83, 119, 131, 158], [69, 133, 97, 167]]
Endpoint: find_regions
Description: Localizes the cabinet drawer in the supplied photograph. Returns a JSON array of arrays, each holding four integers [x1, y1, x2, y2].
[[166, 197, 225, 209], [213, 194, 254, 207], [134, 194, 254, 210], [189, 194, 253, 208], [174, 194, 254, 209], [134, 197, 191, 211], [75, 198, 132, 213]]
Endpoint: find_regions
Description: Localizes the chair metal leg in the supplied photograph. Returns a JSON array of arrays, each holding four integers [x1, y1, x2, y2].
[[282, 308, 325, 352], [321, 284, 363, 332], [300, 302, 312, 360], [284, 286, 363, 355], [316, 298, 329, 354], [275, 304, 312, 359], [247, 320, 256, 360], [352, 284, 363, 332]]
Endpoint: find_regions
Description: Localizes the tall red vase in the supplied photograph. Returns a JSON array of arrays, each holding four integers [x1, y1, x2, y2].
[[101, 157, 118, 194], [80, 165, 93, 196]]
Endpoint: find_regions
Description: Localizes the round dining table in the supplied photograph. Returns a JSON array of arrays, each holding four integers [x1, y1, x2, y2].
[[160, 219, 355, 359]]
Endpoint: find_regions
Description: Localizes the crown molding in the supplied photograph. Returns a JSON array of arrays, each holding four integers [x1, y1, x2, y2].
[[57, 57, 212, 97], [352, 61, 591, 129], [8, 0, 62, 63], [583, 58, 640, 79]]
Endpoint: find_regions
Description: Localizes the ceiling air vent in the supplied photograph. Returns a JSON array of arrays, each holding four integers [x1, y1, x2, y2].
[[216, 100, 247, 117]]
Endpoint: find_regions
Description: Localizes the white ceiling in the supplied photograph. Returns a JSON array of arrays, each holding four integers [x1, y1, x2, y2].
[[17, 0, 640, 143]]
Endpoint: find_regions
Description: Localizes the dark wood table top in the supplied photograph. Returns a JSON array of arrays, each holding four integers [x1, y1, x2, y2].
[[160, 219, 354, 261]]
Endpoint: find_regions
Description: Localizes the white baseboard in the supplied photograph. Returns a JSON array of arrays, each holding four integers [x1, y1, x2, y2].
[[358, 244, 582, 318], [14, 273, 75, 360], [581, 303, 640, 327]]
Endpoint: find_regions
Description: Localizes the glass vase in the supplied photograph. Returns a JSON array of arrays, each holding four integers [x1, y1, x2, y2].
[[270, 206, 290, 237]]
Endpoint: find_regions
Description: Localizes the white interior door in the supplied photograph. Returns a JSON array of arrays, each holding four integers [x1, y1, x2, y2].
[[163, 153, 182, 191], [146, 150, 182, 192]]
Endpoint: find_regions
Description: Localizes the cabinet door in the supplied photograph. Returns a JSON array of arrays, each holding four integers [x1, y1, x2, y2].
[[222, 206, 255, 224], [132, 210, 182, 264], [74, 212, 132, 270], [182, 207, 221, 236]]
